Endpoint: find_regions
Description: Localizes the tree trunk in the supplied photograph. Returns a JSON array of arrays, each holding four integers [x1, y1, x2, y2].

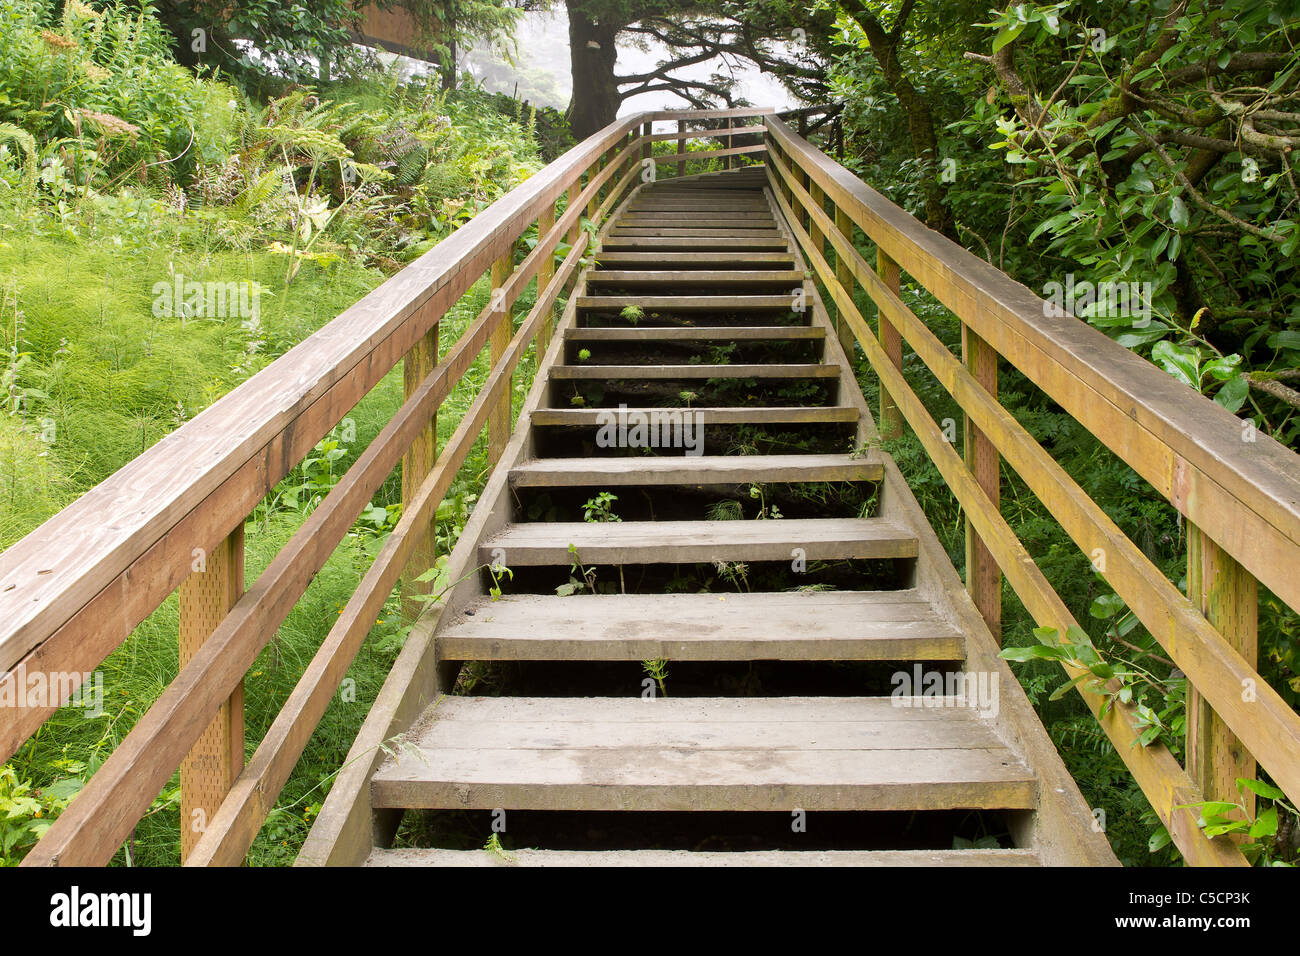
[[566, 0, 622, 139], [441, 35, 457, 91], [844, 3, 954, 237]]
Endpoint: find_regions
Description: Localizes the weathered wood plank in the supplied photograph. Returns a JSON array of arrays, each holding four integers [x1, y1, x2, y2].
[[478, 517, 917, 564], [576, 295, 797, 311], [565, 325, 823, 342], [586, 270, 803, 287], [508, 452, 880, 486], [370, 696, 1035, 812], [365, 847, 1043, 867], [530, 405, 858, 426], [550, 363, 838, 380], [438, 590, 963, 661]]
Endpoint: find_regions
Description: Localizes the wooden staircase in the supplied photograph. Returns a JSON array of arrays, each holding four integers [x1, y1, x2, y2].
[[350, 169, 1118, 867]]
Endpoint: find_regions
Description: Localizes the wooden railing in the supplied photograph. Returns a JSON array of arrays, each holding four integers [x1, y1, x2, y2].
[[764, 116, 1300, 867], [0, 107, 772, 867]]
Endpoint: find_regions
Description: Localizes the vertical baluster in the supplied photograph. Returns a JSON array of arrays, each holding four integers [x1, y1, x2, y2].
[[587, 150, 603, 219], [875, 249, 904, 440], [834, 205, 857, 357], [536, 204, 556, 355], [677, 119, 686, 178], [179, 526, 244, 862], [962, 325, 1001, 639], [401, 318, 439, 612], [488, 247, 514, 465], [641, 121, 651, 171], [1186, 527, 1259, 822]]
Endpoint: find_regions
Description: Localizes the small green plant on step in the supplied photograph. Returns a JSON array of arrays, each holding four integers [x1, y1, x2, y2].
[[749, 483, 782, 520], [483, 831, 517, 865], [582, 491, 620, 523], [678, 389, 698, 409], [713, 558, 750, 593], [620, 304, 643, 325], [556, 543, 600, 596], [408, 554, 513, 607], [581, 493, 624, 591], [642, 658, 669, 698]]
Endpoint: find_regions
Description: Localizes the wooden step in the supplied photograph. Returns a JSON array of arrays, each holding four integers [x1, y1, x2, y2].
[[600, 237, 790, 251], [593, 252, 796, 268], [614, 219, 778, 230], [622, 210, 773, 219], [437, 590, 964, 661], [365, 848, 1042, 867], [531, 405, 858, 426], [586, 270, 804, 288], [369, 697, 1036, 812], [565, 325, 824, 342], [509, 452, 880, 486], [550, 363, 839, 380], [477, 517, 917, 565], [576, 295, 798, 312], [609, 228, 784, 239]]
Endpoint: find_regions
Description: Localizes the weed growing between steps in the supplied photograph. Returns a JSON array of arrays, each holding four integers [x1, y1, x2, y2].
[[511, 481, 878, 524]]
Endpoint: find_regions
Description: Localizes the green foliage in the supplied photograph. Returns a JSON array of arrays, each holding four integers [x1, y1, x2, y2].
[[1174, 777, 1298, 866], [0, 0, 554, 867]]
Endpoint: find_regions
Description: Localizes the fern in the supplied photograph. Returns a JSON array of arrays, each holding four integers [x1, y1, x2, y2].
[[0, 123, 37, 207]]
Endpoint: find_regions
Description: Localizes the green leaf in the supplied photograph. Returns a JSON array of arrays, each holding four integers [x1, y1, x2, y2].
[[1249, 806, 1278, 839], [999, 644, 1071, 662], [1202, 354, 1242, 381], [1213, 374, 1249, 413], [1266, 330, 1300, 351], [1237, 777, 1286, 801], [1152, 340, 1200, 388], [1169, 195, 1189, 229], [992, 21, 1028, 53], [1116, 325, 1171, 349], [1048, 673, 1091, 701], [1148, 827, 1172, 852], [1090, 592, 1126, 619]]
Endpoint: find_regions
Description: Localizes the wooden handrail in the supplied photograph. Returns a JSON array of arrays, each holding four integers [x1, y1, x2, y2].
[[0, 107, 772, 866], [765, 114, 1300, 865]]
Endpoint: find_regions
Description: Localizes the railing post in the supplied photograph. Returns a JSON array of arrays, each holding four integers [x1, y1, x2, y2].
[[536, 204, 556, 356], [587, 152, 602, 219], [725, 118, 733, 170], [834, 205, 857, 357], [401, 320, 439, 612], [1186, 526, 1258, 820], [488, 248, 514, 466], [875, 249, 904, 439], [641, 121, 651, 167], [962, 325, 1001, 639], [677, 119, 686, 178], [178, 525, 244, 862]]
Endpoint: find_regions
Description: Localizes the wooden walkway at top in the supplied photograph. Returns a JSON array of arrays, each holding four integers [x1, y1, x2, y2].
[[304, 168, 1116, 866]]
